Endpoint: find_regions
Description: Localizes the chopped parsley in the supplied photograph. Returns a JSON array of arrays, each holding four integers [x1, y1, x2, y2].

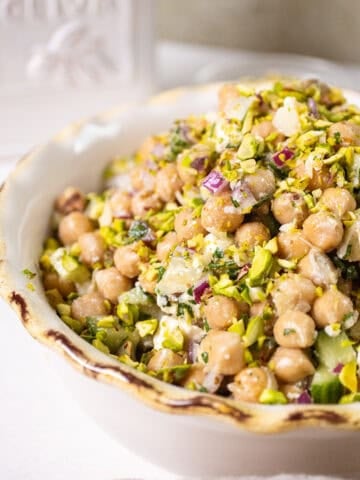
[[128, 220, 151, 241], [283, 328, 296, 336], [22, 268, 36, 279], [201, 351, 209, 364], [176, 302, 193, 317], [334, 131, 342, 144], [157, 266, 166, 281], [231, 197, 240, 208]]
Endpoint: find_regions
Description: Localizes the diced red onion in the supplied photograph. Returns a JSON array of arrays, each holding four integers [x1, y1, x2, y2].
[[194, 280, 210, 303], [297, 391, 313, 404], [308, 98, 319, 118], [142, 228, 156, 243], [114, 211, 132, 220], [202, 170, 229, 194], [333, 363, 344, 374], [188, 340, 200, 363], [256, 92, 264, 106], [151, 143, 165, 158], [238, 264, 250, 280], [179, 124, 193, 144], [272, 147, 294, 168], [231, 181, 257, 212], [202, 369, 223, 393], [191, 156, 207, 171]]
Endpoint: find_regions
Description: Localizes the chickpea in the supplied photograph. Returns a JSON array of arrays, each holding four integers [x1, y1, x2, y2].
[[303, 211, 344, 252], [58, 211, 94, 246], [42, 272, 75, 297], [277, 231, 310, 259], [272, 274, 316, 316], [312, 289, 354, 328], [95, 267, 132, 303], [228, 367, 277, 403], [109, 190, 133, 218], [201, 194, 244, 233], [294, 161, 335, 191], [250, 301, 268, 317], [130, 165, 156, 192], [270, 347, 315, 383], [175, 208, 206, 242], [55, 187, 86, 214], [218, 83, 239, 113], [155, 164, 183, 202], [131, 191, 163, 217], [328, 121, 360, 146], [274, 311, 316, 348], [272, 192, 308, 226], [78, 232, 106, 266], [243, 168, 276, 200], [176, 144, 212, 185], [203, 295, 248, 330], [71, 291, 107, 321], [137, 136, 164, 162], [199, 330, 245, 376], [297, 249, 339, 286], [181, 363, 205, 388], [319, 188, 356, 219], [235, 222, 270, 251], [156, 232, 178, 262], [251, 120, 276, 139], [281, 382, 306, 402], [148, 349, 183, 371], [114, 244, 141, 278]]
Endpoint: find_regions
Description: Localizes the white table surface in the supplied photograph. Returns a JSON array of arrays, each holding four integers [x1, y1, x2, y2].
[[1, 42, 360, 480]]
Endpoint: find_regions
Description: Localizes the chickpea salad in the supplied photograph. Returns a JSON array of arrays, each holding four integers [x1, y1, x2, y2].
[[38, 79, 360, 405]]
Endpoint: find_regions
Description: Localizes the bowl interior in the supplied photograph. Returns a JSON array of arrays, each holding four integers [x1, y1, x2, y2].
[[3, 82, 360, 433]]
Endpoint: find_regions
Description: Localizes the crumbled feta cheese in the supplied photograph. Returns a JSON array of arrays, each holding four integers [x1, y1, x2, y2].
[[324, 323, 342, 337], [273, 96, 300, 136], [157, 255, 204, 295], [226, 95, 256, 122]]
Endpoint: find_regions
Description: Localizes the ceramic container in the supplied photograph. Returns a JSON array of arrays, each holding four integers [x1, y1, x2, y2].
[[1, 84, 360, 477]]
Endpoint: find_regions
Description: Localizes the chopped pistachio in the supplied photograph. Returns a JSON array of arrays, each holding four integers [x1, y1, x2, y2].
[[136, 318, 158, 338], [259, 389, 287, 405]]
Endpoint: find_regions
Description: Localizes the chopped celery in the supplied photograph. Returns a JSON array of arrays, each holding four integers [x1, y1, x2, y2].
[[311, 367, 342, 404], [315, 331, 356, 371]]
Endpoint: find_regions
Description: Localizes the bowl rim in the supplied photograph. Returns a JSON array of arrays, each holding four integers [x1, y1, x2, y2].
[[1, 81, 360, 434]]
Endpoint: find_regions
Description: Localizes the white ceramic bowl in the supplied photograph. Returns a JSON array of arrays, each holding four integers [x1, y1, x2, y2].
[[1, 84, 360, 477]]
